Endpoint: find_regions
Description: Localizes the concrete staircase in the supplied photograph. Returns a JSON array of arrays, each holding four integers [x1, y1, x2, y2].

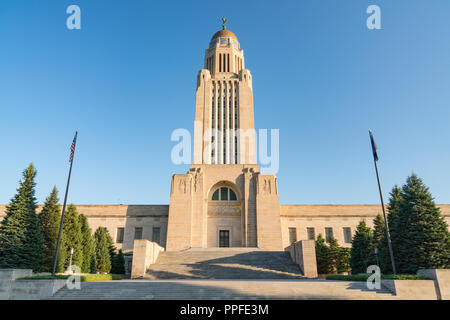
[[51, 248, 396, 300], [144, 248, 305, 280], [51, 280, 396, 300]]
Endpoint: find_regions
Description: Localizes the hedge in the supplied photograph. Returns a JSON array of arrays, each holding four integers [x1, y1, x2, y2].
[[17, 274, 123, 281]]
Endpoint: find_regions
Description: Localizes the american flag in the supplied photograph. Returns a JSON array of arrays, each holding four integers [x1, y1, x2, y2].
[[69, 132, 78, 163]]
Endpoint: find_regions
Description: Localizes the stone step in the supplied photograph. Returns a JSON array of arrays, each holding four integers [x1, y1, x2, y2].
[[145, 249, 305, 280], [51, 280, 396, 300]]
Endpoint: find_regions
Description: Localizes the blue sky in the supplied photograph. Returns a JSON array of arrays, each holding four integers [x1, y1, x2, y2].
[[0, 0, 449, 205]]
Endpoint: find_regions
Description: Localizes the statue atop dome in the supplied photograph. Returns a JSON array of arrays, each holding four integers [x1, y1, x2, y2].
[[221, 16, 227, 30]]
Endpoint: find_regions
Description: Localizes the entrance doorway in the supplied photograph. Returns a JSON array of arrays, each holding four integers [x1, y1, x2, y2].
[[219, 230, 230, 247]]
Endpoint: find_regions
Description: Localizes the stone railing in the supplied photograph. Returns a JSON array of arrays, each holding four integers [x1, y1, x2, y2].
[[285, 240, 318, 278], [131, 240, 165, 279]]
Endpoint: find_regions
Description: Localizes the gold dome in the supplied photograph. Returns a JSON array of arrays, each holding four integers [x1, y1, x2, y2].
[[211, 29, 237, 41]]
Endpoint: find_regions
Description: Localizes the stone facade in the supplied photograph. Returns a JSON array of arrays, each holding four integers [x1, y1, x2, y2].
[[0, 204, 449, 251], [165, 164, 283, 251]]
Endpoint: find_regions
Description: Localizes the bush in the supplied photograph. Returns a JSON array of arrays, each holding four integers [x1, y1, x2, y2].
[[17, 274, 123, 281], [81, 274, 122, 281]]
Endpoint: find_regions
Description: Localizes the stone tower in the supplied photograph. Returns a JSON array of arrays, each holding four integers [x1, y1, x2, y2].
[[166, 21, 282, 251], [193, 23, 256, 165]]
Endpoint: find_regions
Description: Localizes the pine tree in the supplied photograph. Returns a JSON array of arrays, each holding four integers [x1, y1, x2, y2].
[[90, 249, 97, 274], [337, 247, 351, 273], [0, 164, 45, 271], [372, 214, 385, 248], [78, 214, 94, 273], [394, 174, 450, 273], [328, 238, 340, 274], [387, 185, 402, 267], [371, 214, 390, 273], [350, 220, 374, 274], [38, 186, 63, 272], [104, 228, 116, 264], [387, 185, 402, 230], [315, 234, 333, 274], [61, 204, 83, 271], [94, 227, 112, 273], [111, 249, 126, 274], [55, 240, 67, 273], [375, 186, 403, 274]]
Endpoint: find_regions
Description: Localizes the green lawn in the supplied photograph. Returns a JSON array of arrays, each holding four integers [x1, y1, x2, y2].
[[17, 274, 123, 281], [325, 274, 430, 281]]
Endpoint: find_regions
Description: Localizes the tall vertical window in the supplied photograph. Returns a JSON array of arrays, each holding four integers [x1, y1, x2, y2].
[[152, 227, 161, 245], [343, 227, 352, 243], [289, 227, 297, 244], [307, 227, 315, 240], [116, 227, 124, 243], [134, 227, 143, 240], [325, 227, 333, 243]]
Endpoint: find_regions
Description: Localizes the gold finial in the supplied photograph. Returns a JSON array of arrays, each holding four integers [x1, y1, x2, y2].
[[221, 16, 227, 30]]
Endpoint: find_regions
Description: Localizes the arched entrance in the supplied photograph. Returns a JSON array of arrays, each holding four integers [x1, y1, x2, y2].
[[207, 181, 243, 247]]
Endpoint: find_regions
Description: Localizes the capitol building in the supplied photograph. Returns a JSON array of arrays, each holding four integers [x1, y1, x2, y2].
[[1, 23, 449, 276]]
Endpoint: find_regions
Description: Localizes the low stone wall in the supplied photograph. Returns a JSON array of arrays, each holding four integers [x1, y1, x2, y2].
[[285, 240, 318, 278], [381, 280, 438, 300], [418, 269, 450, 300], [9, 279, 67, 300], [0, 269, 33, 299], [131, 240, 165, 279], [0, 269, 66, 300]]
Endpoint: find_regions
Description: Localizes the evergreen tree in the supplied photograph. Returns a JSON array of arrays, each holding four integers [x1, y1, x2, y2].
[[55, 240, 67, 273], [0, 164, 45, 271], [350, 220, 374, 274], [90, 248, 97, 274], [393, 174, 450, 273], [387, 185, 402, 268], [375, 186, 403, 274], [372, 214, 385, 248], [38, 186, 64, 272], [78, 214, 94, 273], [371, 214, 390, 273], [61, 204, 83, 271], [315, 234, 333, 274], [337, 247, 351, 273], [328, 238, 340, 274], [94, 227, 112, 273], [104, 228, 116, 263], [387, 185, 402, 230], [111, 249, 126, 274]]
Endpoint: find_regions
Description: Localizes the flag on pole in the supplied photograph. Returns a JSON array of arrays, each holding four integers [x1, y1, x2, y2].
[[369, 130, 378, 162], [69, 133, 77, 163], [52, 130, 78, 276]]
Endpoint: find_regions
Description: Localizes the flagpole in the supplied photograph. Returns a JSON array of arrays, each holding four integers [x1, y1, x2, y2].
[[52, 131, 78, 276], [369, 130, 397, 275]]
